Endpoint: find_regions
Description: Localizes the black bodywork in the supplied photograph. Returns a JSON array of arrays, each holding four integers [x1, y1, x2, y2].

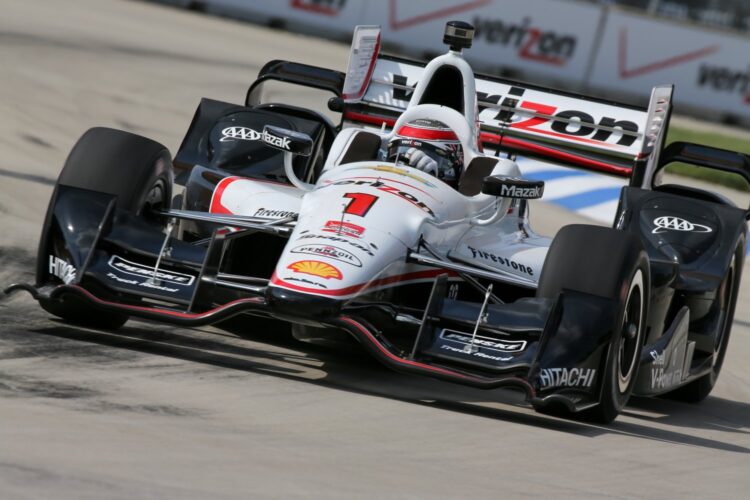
[[7, 59, 749, 415]]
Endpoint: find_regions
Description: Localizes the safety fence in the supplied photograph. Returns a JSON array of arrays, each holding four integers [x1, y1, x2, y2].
[[150, 0, 750, 125]]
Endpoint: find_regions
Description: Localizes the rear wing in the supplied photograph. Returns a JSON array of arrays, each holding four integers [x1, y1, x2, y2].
[[340, 27, 673, 178]]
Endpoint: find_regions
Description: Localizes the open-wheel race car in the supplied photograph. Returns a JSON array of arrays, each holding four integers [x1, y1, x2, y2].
[[7, 22, 750, 422]]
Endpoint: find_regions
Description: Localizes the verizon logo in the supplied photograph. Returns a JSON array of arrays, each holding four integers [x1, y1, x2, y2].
[[697, 64, 750, 104], [473, 17, 577, 66]]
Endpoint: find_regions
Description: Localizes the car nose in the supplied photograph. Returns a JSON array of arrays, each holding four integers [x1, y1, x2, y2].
[[266, 285, 342, 319]]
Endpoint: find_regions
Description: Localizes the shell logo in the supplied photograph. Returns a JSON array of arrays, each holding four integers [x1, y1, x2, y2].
[[287, 260, 343, 280]]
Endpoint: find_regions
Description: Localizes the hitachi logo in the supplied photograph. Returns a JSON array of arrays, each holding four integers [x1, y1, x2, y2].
[[538, 368, 596, 389], [500, 184, 542, 199]]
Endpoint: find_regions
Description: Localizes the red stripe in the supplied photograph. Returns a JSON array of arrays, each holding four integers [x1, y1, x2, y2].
[[397, 125, 458, 141], [69, 285, 262, 319], [340, 316, 475, 379], [271, 269, 456, 297], [343, 110, 396, 128], [209, 176, 241, 215], [486, 134, 632, 177]]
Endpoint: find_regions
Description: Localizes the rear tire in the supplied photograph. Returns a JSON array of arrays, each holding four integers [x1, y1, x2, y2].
[[536, 225, 649, 423], [666, 241, 743, 403], [37, 127, 173, 329]]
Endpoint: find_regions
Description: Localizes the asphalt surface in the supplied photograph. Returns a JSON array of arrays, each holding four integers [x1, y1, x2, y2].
[[1, 1, 749, 498]]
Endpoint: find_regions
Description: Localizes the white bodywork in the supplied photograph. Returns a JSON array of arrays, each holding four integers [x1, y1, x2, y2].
[[209, 28, 553, 300], [209, 159, 549, 300]]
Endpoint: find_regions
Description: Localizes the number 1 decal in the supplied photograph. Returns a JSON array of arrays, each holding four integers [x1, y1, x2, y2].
[[343, 193, 378, 217]]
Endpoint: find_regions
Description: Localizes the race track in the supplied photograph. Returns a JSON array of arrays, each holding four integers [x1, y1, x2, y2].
[[1, 1, 749, 498]]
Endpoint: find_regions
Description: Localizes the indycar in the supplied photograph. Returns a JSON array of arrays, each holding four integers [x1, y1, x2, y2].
[[7, 21, 749, 422]]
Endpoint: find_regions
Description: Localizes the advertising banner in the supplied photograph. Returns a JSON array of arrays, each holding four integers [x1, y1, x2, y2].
[[589, 9, 750, 120]]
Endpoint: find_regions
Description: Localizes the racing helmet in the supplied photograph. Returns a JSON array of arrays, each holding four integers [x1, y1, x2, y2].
[[387, 119, 464, 183]]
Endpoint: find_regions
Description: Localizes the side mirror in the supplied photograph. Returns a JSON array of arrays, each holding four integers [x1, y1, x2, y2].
[[481, 175, 544, 199], [262, 125, 313, 156]]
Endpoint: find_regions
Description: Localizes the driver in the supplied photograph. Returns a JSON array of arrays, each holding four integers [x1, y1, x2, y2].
[[386, 119, 464, 185]]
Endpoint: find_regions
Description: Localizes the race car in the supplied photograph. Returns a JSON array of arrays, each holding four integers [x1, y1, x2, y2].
[[7, 21, 749, 423]]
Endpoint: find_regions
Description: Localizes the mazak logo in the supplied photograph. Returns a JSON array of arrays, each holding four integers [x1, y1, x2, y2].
[[263, 130, 291, 150], [220, 127, 291, 150], [473, 16, 577, 66], [500, 183, 542, 199], [697, 64, 750, 105], [652, 216, 712, 234]]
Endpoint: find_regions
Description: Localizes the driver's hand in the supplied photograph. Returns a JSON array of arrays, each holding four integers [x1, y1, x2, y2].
[[406, 148, 438, 176]]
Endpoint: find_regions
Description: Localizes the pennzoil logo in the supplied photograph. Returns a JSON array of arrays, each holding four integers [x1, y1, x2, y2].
[[287, 260, 343, 280]]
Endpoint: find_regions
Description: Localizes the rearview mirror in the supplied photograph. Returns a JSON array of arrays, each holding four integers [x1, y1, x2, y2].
[[481, 175, 544, 199], [262, 125, 313, 156]]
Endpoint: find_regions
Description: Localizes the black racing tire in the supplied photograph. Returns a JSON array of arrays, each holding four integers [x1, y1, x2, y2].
[[37, 127, 173, 330], [536, 225, 649, 423], [665, 240, 743, 403]]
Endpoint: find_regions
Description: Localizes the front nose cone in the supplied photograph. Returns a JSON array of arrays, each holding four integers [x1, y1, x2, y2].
[[266, 286, 342, 319]]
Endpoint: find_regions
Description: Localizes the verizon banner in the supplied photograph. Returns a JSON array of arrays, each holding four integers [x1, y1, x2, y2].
[[589, 10, 750, 120], [368, 0, 603, 84], [197, 0, 366, 32], [166, 0, 603, 86]]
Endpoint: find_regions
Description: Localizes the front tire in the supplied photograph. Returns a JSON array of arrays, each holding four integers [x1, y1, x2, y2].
[[666, 241, 743, 402], [536, 225, 649, 423], [37, 127, 173, 329]]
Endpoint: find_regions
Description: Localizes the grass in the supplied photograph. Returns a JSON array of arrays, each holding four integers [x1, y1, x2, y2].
[[664, 125, 750, 192]]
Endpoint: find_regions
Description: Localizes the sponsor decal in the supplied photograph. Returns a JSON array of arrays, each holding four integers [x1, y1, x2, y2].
[[263, 129, 291, 150], [254, 208, 298, 219], [440, 344, 512, 362], [285, 276, 328, 289], [296, 233, 375, 256], [106, 272, 180, 293], [651, 366, 682, 391], [290, 244, 362, 267], [651, 216, 712, 234], [322, 179, 435, 217], [49, 255, 77, 284], [538, 368, 596, 389], [220, 126, 260, 142], [220, 127, 291, 150], [322, 220, 365, 239], [108, 255, 195, 286], [287, 260, 343, 280], [649, 349, 665, 367], [467, 246, 534, 276], [353, 165, 437, 188], [473, 16, 578, 66], [389, 78, 640, 149], [440, 329, 526, 353], [698, 63, 750, 105], [291, 0, 346, 16], [499, 182, 543, 199]]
